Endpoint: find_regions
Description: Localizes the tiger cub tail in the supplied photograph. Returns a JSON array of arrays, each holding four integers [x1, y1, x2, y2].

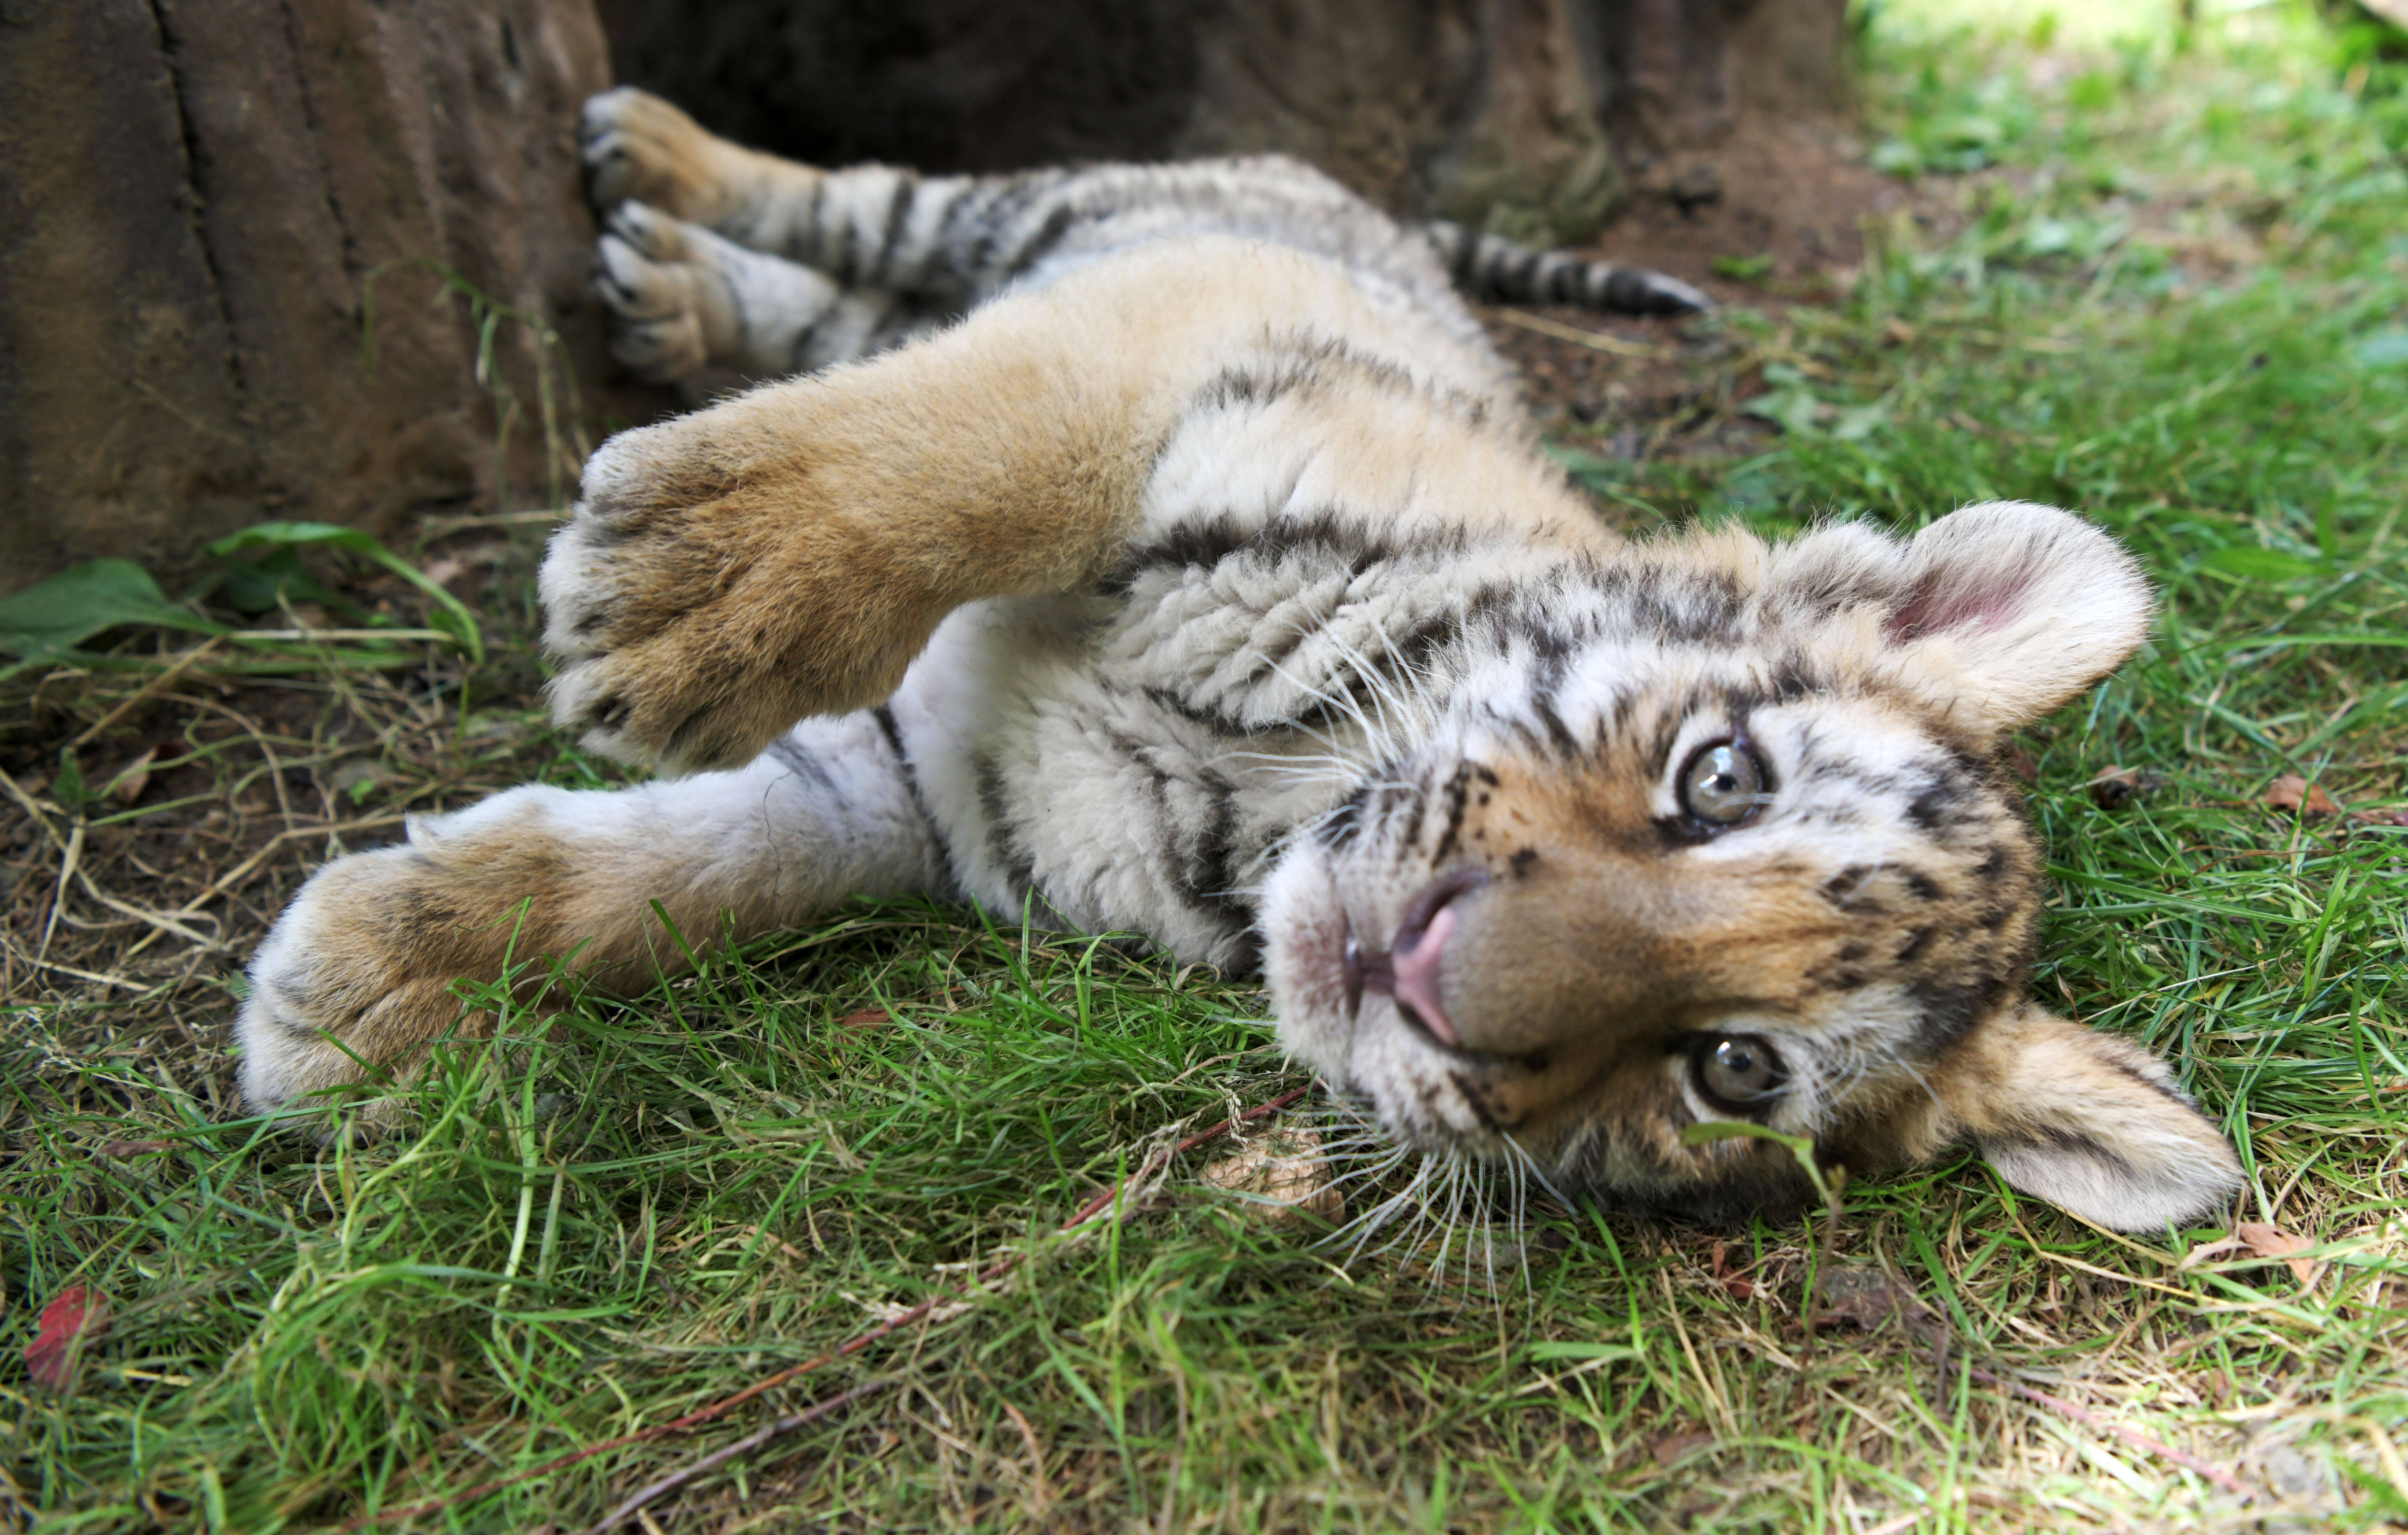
[[1421, 222, 1712, 315]]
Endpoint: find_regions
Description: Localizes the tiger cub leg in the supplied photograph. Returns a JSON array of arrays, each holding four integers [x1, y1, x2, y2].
[[236, 713, 945, 1110], [594, 201, 938, 383], [580, 86, 991, 292]]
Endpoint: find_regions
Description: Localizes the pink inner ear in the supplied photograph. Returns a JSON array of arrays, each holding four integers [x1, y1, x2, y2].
[[1883, 571, 2032, 644]]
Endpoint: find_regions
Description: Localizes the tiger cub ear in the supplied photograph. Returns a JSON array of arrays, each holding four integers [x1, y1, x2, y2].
[[1876, 501, 2156, 738], [1935, 1005, 2243, 1232]]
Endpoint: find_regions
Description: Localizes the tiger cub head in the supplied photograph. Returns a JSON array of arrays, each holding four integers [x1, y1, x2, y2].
[[1262, 501, 2242, 1231]]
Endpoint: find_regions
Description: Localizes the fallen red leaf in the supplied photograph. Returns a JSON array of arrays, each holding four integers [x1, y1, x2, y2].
[[2086, 765, 2163, 811], [25, 1285, 109, 1392], [2263, 774, 2342, 817], [2004, 742, 2040, 785], [1706, 1238, 1757, 1300], [108, 745, 160, 806], [2236, 1223, 2318, 1287], [834, 1008, 893, 1030]]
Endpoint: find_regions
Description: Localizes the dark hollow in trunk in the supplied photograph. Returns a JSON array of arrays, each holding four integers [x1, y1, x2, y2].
[[597, 0, 1852, 246]]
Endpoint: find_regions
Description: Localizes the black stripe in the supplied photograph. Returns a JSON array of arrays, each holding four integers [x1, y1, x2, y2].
[[1395, 779, 1429, 855], [1431, 760, 1475, 864], [1982, 1124, 2137, 1176], [767, 736, 837, 793], [1111, 727, 1254, 951], [1468, 238, 1502, 297], [1908, 973, 2014, 1048], [2103, 1056, 2197, 1109], [1527, 655, 1582, 758], [1002, 202, 1079, 278], [1190, 773, 1253, 918], [874, 173, 917, 285], [871, 706, 959, 898], [974, 750, 1037, 899], [1110, 505, 1476, 595], [912, 181, 987, 300], [789, 302, 834, 374], [962, 173, 1058, 280], [1316, 784, 1371, 850], [803, 174, 826, 266], [834, 191, 860, 285], [1542, 256, 1580, 304], [1509, 244, 1544, 296]]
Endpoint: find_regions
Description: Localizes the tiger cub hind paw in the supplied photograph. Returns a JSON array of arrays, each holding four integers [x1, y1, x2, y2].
[[579, 86, 741, 225], [593, 202, 733, 383]]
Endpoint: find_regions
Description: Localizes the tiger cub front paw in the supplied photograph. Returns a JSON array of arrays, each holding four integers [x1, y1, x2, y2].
[[542, 411, 950, 774]]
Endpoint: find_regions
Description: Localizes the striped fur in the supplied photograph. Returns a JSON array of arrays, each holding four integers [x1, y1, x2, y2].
[[232, 91, 2239, 1233], [577, 87, 1703, 386], [1420, 221, 1710, 314]]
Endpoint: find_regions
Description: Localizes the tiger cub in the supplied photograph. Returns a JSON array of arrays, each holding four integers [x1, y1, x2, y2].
[[234, 88, 2241, 1231]]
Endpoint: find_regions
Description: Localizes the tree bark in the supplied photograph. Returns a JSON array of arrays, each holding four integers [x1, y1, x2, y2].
[[0, 0, 647, 594]]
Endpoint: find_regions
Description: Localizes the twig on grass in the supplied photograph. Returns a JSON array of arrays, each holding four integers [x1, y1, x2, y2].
[[9, 951, 153, 993], [573, 1379, 897, 1535], [336, 1084, 1313, 1532], [67, 639, 227, 750], [168, 813, 408, 921], [1489, 307, 1673, 359], [1965, 1363, 2255, 1498]]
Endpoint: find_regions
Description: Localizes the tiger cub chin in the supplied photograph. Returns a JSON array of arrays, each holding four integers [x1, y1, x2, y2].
[[232, 88, 2240, 1233]]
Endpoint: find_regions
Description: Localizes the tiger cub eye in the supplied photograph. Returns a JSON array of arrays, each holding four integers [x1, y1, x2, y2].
[[1694, 1034, 1784, 1110], [1679, 741, 1765, 825]]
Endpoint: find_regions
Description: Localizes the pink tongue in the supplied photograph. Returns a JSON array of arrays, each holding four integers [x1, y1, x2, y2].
[[1391, 904, 1459, 1045]]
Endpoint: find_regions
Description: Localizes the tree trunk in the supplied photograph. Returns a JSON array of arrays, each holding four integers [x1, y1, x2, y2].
[[2, 0, 1856, 593], [595, 0, 1851, 246], [0, 0, 652, 594]]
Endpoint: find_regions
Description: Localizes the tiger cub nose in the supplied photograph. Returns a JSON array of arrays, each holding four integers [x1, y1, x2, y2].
[[1344, 870, 1486, 1046]]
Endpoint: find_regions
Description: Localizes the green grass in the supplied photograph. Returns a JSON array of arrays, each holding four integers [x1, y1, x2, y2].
[[7, 5, 2408, 1529]]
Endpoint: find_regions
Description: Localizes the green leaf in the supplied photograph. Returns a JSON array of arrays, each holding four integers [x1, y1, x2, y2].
[[1870, 139, 1925, 176], [1526, 1341, 1643, 1363], [0, 559, 228, 676], [1679, 1119, 1839, 1210], [1679, 1119, 1816, 1157], [1745, 386, 1826, 437], [2195, 547, 2329, 583], [52, 748, 89, 812], [208, 544, 358, 619], [2351, 328, 2408, 370], [206, 522, 484, 663]]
